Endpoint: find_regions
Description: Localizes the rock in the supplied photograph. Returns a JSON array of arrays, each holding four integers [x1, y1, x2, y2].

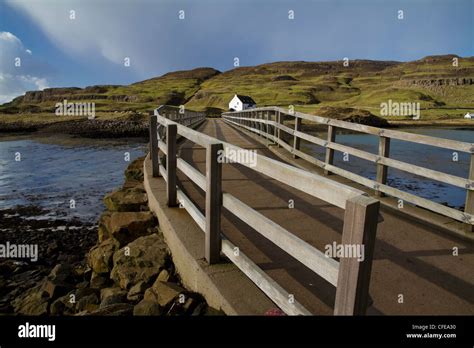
[[46, 241, 60, 256], [76, 281, 90, 289], [49, 263, 73, 283], [74, 286, 98, 297], [98, 212, 112, 243], [103, 188, 147, 212], [127, 281, 148, 302], [72, 264, 88, 278], [90, 271, 111, 289], [124, 157, 144, 181], [89, 303, 133, 316], [156, 269, 170, 282], [40, 263, 74, 300], [41, 279, 73, 300], [133, 300, 162, 316], [144, 281, 184, 308], [76, 293, 99, 312], [50, 291, 78, 315], [107, 212, 156, 247], [12, 285, 49, 315], [50, 297, 66, 315], [122, 179, 145, 191], [100, 287, 127, 308], [110, 234, 168, 290], [87, 239, 119, 274]]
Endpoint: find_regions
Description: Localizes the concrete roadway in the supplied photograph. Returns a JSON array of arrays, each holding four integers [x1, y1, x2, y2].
[[175, 118, 474, 315]]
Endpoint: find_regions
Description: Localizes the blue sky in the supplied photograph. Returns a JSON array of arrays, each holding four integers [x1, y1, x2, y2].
[[0, 0, 473, 103]]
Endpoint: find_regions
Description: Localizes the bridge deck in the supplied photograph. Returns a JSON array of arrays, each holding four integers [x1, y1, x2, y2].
[[175, 119, 473, 315]]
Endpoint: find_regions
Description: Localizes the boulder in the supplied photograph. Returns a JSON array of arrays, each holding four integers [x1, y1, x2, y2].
[[12, 284, 49, 315], [144, 280, 185, 308], [127, 281, 148, 302], [103, 188, 148, 212], [122, 179, 145, 191], [156, 269, 170, 282], [133, 300, 162, 316], [41, 279, 73, 300], [49, 263, 73, 283], [76, 293, 99, 312], [107, 212, 156, 247], [50, 297, 67, 316], [40, 263, 75, 300], [90, 271, 111, 289], [124, 157, 144, 181], [100, 287, 127, 308], [98, 212, 112, 243], [87, 239, 119, 274], [110, 234, 168, 290]]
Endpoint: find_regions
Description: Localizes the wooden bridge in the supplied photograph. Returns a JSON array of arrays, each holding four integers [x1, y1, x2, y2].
[[144, 105, 474, 315]]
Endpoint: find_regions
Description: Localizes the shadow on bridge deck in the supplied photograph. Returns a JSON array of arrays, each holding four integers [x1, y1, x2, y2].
[[154, 118, 474, 315]]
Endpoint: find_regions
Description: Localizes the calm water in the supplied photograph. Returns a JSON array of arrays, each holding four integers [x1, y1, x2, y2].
[[0, 127, 472, 225], [0, 135, 147, 223], [303, 127, 473, 208]]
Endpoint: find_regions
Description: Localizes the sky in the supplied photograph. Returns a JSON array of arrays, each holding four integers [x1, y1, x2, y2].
[[0, 0, 473, 103]]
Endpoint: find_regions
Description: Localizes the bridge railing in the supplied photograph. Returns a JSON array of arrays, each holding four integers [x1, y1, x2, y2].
[[222, 107, 474, 231], [149, 105, 206, 177], [150, 106, 380, 315]]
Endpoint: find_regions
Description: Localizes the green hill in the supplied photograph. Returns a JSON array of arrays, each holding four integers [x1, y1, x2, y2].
[[1, 55, 473, 121]]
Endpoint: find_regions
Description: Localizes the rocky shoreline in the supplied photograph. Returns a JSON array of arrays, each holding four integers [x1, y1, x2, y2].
[[0, 157, 220, 316], [0, 118, 149, 138]]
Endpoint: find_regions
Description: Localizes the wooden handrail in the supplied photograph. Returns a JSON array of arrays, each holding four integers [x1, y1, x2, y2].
[[223, 108, 474, 227], [224, 107, 474, 152], [150, 106, 381, 316]]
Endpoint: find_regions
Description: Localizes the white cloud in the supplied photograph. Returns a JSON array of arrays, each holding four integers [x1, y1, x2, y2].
[[0, 31, 49, 104]]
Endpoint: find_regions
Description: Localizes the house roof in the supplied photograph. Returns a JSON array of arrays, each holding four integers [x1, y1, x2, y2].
[[235, 94, 256, 104]]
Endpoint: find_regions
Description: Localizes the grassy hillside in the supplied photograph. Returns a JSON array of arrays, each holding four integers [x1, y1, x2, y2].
[[0, 67, 220, 114], [1, 55, 473, 122]]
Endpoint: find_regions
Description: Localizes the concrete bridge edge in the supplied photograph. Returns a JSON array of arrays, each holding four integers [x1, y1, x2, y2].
[[143, 153, 277, 315]]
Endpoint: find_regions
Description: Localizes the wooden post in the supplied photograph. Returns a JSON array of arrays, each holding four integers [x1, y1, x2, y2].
[[465, 153, 474, 233], [276, 110, 281, 147], [265, 111, 270, 143], [375, 136, 390, 197], [149, 115, 159, 177], [205, 142, 223, 264], [257, 111, 261, 135], [293, 116, 302, 159], [324, 125, 336, 175], [166, 124, 177, 207], [334, 195, 379, 315]]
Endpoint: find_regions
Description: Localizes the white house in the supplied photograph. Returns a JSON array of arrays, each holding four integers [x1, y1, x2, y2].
[[228, 94, 256, 111], [464, 112, 474, 119]]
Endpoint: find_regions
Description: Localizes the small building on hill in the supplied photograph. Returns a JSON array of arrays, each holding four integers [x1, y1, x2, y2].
[[229, 94, 256, 111], [464, 112, 473, 119]]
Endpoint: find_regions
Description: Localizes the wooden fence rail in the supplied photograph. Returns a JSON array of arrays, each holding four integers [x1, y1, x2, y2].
[[150, 106, 380, 315], [222, 107, 474, 230]]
